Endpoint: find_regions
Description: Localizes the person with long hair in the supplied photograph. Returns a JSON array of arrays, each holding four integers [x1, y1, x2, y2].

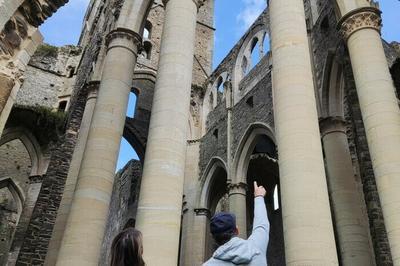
[[110, 227, 145, 266]]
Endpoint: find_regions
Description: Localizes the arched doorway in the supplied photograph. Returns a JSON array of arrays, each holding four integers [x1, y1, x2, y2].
[[245, 135, 284, 266], [233, 124, 285, 265]]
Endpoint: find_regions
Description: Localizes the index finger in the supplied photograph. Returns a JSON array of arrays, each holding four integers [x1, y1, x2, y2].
[[254, 181, 258, 190]]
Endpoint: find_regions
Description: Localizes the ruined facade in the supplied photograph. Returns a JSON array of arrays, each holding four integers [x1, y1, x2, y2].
[[0, 0, 400, 265]]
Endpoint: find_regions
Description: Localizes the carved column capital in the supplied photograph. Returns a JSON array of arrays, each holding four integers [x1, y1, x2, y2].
[[338, 7, 382, 42], [194, 208, 211, 217], [228, 182, 248, 196], [162, 0, 205, 10], [105, 28, 142, 53], [319, 116, 347, 137], [85, 80, 100, 100]]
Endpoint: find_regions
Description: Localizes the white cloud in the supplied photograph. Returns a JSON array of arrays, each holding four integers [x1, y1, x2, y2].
[[236, 0, 266, 33]]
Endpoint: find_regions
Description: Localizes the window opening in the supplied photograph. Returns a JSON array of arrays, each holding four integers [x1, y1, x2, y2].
[[273, 185, 280, 211], [126, 92, 137, 118], [58, 100, 68, 112], [250, 38, 260, 69], [216, 76, 224, 92], [262, 33, 270, 55]]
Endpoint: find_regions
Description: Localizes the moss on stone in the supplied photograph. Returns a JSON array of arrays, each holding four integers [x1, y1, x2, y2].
[[35, 44, 58, 58], [10, 105, 66, 143]]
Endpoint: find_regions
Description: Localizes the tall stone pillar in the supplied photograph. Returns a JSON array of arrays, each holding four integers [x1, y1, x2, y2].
[[45, 81, 99, 266], [338, 7, 400, 264], [320, 117, 374, 265], [228, 182, 247, 238], [56, 29, 141, 266], [192, 209, 210, 264], [134, 0, 202, 265], [269, 0, 338, 264]]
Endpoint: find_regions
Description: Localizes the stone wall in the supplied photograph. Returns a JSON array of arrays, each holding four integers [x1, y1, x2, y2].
[[231, 73, 273, 157], [0, 107, 58, 265], [135, 0, 214, 86], [100, 160, 142, 266], [0, 139, 31, 266], [200, 99, 228, 175], [15, 45, 81, 110], [344, 60, 393, 265], [15, 17, 107, 266]]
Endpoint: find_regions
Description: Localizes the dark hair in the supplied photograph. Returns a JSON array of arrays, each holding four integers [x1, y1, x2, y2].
[[110, 228, 145, 266], [213, 230, 236, 246]]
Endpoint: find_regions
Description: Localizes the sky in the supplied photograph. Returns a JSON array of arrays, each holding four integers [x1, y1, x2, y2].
[[40, 0, 400, 171]]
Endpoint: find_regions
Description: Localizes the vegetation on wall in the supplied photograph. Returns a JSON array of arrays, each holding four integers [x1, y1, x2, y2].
[[8, 105, 66, 144], [35, 44, 58, 57]]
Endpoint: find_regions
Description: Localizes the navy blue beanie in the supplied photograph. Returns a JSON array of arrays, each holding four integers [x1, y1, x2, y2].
[[210, 212, 236, 235]]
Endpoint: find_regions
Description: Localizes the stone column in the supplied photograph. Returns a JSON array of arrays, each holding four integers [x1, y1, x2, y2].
[[56, 29, 141, 266], [269, 0, 338, 264], [338, 7, 400, 264], [134, 0, 202, 265], [228, 182, 247, 238], [320, 117, 374, 265], [193, 208, 210, 264], [45, 81, 99, 266]]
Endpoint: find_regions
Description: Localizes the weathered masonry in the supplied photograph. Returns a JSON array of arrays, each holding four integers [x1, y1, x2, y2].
[[0, 0, 400, 265]]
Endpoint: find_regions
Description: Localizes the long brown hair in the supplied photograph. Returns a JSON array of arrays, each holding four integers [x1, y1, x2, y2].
[[110, 228, 145, 266]]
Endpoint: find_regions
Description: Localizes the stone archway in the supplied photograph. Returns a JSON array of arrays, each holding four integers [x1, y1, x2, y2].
[[198, 157, 228, 260], [0, 128, 39, 266], [0, 177, 25, 265], [232, 123, 285, 265]]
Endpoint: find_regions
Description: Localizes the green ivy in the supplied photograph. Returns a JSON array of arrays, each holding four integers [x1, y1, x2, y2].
[[11, 105, 66, 142]]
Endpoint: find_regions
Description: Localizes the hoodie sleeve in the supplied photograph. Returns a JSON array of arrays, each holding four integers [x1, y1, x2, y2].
[[248, 196, 270, 253]]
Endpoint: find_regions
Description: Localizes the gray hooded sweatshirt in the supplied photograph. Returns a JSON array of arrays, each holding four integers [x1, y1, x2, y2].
[[203, 197, 269, 265]]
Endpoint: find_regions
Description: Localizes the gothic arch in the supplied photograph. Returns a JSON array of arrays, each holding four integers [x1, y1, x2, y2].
[[320, 50, 345, 118], [0, 177, 25, 215], [0, 127, 45, 176], [123, 119, 146, 163], [232, 123, 276, 184], [116, 0, 153, 34], [232, 23, 269, 103], [198, 157, 227, 210], [202, 72, 229, 133]]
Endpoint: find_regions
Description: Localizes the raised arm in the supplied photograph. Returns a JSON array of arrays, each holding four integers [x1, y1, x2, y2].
[[248, 181, 270, 253]]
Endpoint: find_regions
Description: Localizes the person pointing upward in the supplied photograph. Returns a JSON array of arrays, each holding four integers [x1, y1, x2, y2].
[[203, 181, 270, 266]]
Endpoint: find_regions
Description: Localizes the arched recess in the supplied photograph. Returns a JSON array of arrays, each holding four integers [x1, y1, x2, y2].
[[201, 71, 229, 135], [320, 50, 345, 118], [0, 177, 25, 265], [232, 123, 276, 184], [0, 177, 25, 215], [0, 127, 45, 176], [199, 157, 228, 209], [198, 157, 228, 259], [232, 123, 285, 264]]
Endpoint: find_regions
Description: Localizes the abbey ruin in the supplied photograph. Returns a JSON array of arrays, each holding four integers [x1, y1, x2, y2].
[[0, 0, 400, 265]]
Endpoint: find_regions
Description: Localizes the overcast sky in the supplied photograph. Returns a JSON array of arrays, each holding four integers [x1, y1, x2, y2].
[[39, 0, 400, 170]]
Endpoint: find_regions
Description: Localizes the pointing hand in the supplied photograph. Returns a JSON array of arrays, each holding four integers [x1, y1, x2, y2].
[[254, 181, 266, 198]]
